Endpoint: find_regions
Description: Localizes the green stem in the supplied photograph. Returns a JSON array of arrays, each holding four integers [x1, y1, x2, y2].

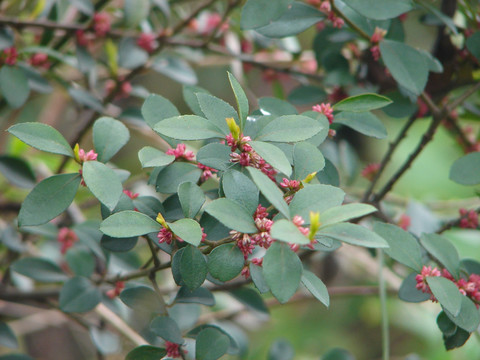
[[378, 249, 389, 360]]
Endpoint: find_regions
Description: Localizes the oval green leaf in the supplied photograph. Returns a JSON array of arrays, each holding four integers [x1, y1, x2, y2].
[[178, 182, 205, 219], [420, 233, 460, 279], [150, 316, 184, 344], [427, 276, 463, 317], [317, 223, 389, 248], [255, 115, 323, 142], [208, 244, 245, 282], [93, 117, 130, 163], [301, 270, 329, 307], [59, 276, 101, 313], [168, 218, 203, 247], [180, 245, 207, 291], [138, 146, 175, 168], [449, 152, 480, 185], [333, 93, 392, 112], [270, 219, 310, 245], [100, 210, 161, 238], [292, 142, 325, 180], [11, 257, 68, 283], [249, 141, 292, 176], [204, 198, 257, 234], [195, 327, 230, 360], [125, 346, 167, 360], [222, 170, 259, 215], [335, 111, 387, 139], [83, 161, 123, 211], [0, 66, 30, 108], [154, 115, 224, 140]]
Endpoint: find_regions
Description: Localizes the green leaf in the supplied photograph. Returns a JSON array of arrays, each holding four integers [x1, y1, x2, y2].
[[250, 263, 269, 293], [59, 276, 101, 313], [449, 152, 480, 185], [178, 182, 205, 219], [152, 54, 197, 85], [301, 270, 329, 307], [0, 155, 36, 189], [437, 311, 457, 337], [419, 1, 458, 35], [100, 210, 161, 237], [182, 85, 210, 116], [174, 286, 215, 306], [316, 158, 340, 186], [229, 287, 269, 314], [90, 327, 120, 355], [335, 111, 387, 139], [8, 123, 73, 157], [255, 2, 325, 38], [249, 141, 292, 176], [69, 87, 103, 112], [398, 272, 431, 303], [444, 296, 480, 332], [83, 161, 123, 211], [120, 286, 165, 314], [118, 37, 148, 69], [124, 0, 149, 27], [92, 117, 130, 163], [222, 170, 259, 215], [0, 66, 30, 108], [11, 257, 67, 283], [420, 233, 460, 279], [289, 185, 345, 223], [138, 146, 175, 168], [380, 40, 428, 95], [70, 0, 94, 15], [75, 44, 95, 73], [154, 115, 224, 140], [342, 0, 413, 20], [263, 242, 302, 303], [18, 173, 81, 226], [289, 85, 327, 106], [247, 167, 290, 218], [292, 142, 325, 180], [241, 0, 294, 30], [141, 94, 180, 129], [373, 223, 423, 272], [156, 163, 202, 194], [208, 244, 245, 282], [196, 327, 230, 360], [0, 322, 17, 349], [270, 219, 310, 245], [65, 248, 95, 278], [334, 93, 392, 112], [125, 346, 167, 360], [317, 223, 389, 248], [150, 316, 184, 344], [443, 327, 471, 351], [227, 72, 249, 130], [321, 203, 377, 227], [466, 31, 480, 61], [259, 97, 297, 116], [204, 198, 257, 233], [427, 276, 463, 317], [196, 143, 232, 171], [255, 115, 323, 142], [180, 245, 207, 291], [168, 218, 203, 247], [322, 348, 355, 360], [197, 93, 238, 135]]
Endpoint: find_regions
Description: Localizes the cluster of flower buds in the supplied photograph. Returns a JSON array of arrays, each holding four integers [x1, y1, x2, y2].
[[416, 265, 480, 306], [312, 103, 334, 124], [308, 0, 344, 28], [361, 163, 381, 181], [2, 47, 18, 66], [370, 27, 387, 61], [458, 208, 479, 229], [166, 143, 217, 182], [106, 281, 125, 299], [57, 227, 78, 254]]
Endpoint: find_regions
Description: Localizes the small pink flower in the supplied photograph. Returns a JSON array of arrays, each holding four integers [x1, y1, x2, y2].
[[254, 205, 268, 220], [197, 163, 218, 182], [123, 190, 139, 199], [415, 265, 441, 293], [166, 143, 195, 161], [280, 178, 301, 191], [93, 12, 111, 37], [312, 103, 334, 124], [137, 33, 157, 53], [459, 208, 478, 229], [251, 257, 263, 266], [3, 47, 18, 66], [165, 341, 185, 358], [157, 228, 173, 245], [241, 265, 250, 278], [397, 214, 411, 230], [201, 227, 207, 242], [78, 148, 98, 163], [58, 227, 78, 254], [76, 30, 89, 47], [29, 53, 50, 68], [361, 163, 380, 181], [106, 281, 125, 299], [319, 1, 331, 12]]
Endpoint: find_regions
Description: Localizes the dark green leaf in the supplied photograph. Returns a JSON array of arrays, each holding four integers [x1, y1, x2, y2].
[[168, 218, 203, 246], [317, 223, 389, 248], [289, 184, 345, 223], [334, 93, 392, 112], [427, 276, 462, 316], [419, 1, 458, 35], [444, 296, 480, 332], [83, 161, 123, 211], [120, 286, 165, 313], [100, 210, 161, 237], [316, 158, 340, 186], [292, 142, 325, 180], [204, 198, 257, 233], [0, 322, 17, 349], [150, 316, 184, 344], [374, 223, 423, 272], [398, 273, 431, 303], [227, 72, 249, 130], [322, 348, 355, 360], [222, 170, 259, 215], [229, 287, 269, 314], [437, 311, 457, 337], [196, 327, 230, 360], [174, 286, 215, 306], [263, 242, 302, 303], [466, 31, 480, 61], [301, 270, 329, 307], [154, 115, 224, 140], [156, 162, 202, 194], [259, 97, 297, 116], [90, 327, 120, 355], [8, 123, 73, 157], [65, 248, 95, 278], [247, 167, 290, 218], [288, 85, 327, 105], [342, 0, 413, 20], [0, 156, 36, 188], [141, 94, 180, 129], [449, 152, 480, 185], [420, 233, 460, 279], [270, 219, 310, 245], [180, 245, 207, 290], [18, 173, 80, 226], [335, 111, 387, 139], [197, 93, 237, 135], [125, 345, 167, 360], [69, 87, 103, 112], [241, 0, 294, 30], [93, 117, 129, 163], [178, 182, 205, 219], [124, 0, 150, 27], [196, 143, 232, 171], [208, 244, 244, 282], [255, 115, 322, 142], [152, 54, 197, 85], [11, 257, 67, 283], [249, 141, 292, 176], [182, 85, 210, 116], [250, 263, 269, 293], [255, 2, 325, 38], [0, 66, 30, 108], [59, 276, 101, 312], [70, 0, 94, 15], [101, 235, 137, 252], [321, 204, 376, 227], [138, 146, 175, 168], [443, 327, 471, 351], [380, 40, 428, 95], [268, 339, 294, 360]]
